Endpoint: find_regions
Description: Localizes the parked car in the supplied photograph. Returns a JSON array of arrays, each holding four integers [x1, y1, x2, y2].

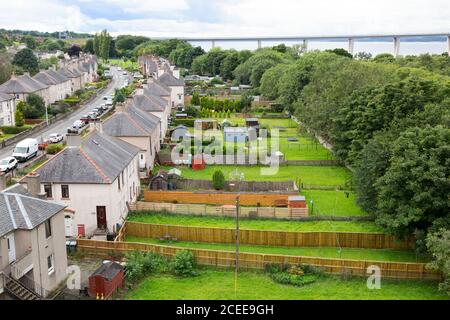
[[12, 138, 39, 162], [47, 133, 64, 143], [88, 111, 99, 118], [122, 72, 128, 76], [0, 156, 18, 172], [105, 100, 113, 106], [100, 104, 108, 111], [103, 96, 109, 100], [92, 108, 103, 115], [80, 114, 96, 123]]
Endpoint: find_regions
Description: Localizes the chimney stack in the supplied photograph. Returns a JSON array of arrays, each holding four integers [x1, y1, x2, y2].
[[0, 172, 7, 191], [89, 120, 103, 133], [66, 133, 82, 147], [26, 172, 41, 197]]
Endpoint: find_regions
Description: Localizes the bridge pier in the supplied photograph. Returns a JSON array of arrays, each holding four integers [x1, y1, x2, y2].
[[257, 40, 262, 49], [348, 38, 355, 55], [393, 37, 401, 57], [447, 36, 450, 55], [212, 40, 216, 49], [303, 39, 308, 52]]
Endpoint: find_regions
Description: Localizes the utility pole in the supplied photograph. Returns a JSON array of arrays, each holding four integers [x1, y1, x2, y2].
[[234, 194, 240, 297]]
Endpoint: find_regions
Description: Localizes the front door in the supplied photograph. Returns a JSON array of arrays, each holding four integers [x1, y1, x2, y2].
[[64, 215, 73, 237], [96, 206, 107, 230], [6, 234, 16, 263]]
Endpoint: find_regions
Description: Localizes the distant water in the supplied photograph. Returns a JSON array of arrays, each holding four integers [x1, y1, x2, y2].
[[190, 41, 448, 56]]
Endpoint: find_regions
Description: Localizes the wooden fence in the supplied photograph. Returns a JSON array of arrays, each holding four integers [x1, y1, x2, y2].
[[130, 202, 309, 219], [175, 179, 297, 192], [125, 221, 412, 250], [76, 239, 441, 280], [143, 190, 297, 206]]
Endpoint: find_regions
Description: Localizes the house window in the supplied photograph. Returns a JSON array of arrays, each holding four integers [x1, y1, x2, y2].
[[44, 184, 52, 198], [45, 219, 52, 238], [61, 185, 69, 199], [47, 254, 55, 275], [118, 178, 121, 191], [140, 154, 144, 160]]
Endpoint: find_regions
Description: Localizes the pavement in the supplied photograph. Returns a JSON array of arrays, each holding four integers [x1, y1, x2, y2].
[[0, 66, 127, 160]]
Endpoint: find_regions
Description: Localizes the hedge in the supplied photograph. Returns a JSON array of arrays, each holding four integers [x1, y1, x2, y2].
[[173, 119, 195, 127], [0, 126, 30, 134]]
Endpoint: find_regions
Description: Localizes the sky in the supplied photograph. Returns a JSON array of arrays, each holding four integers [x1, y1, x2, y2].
[[0, 0, 448, 38]]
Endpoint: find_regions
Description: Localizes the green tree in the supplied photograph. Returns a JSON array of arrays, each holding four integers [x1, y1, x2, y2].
[[375, 126, 450, 238], [260, 64, 289, 100], [212, 170, 226, 190], [373, 53, 395, 64], [0, 51, 12, 85], [326, 48, 353, 59], [22, 35, 37, 49], [25, 94, 46, 119], [191, 91, 200, 106], [426, 228, 450, 295], [14, 105, 25, 127], [83, 39, 95, 54], [13, 48, 39, 74]]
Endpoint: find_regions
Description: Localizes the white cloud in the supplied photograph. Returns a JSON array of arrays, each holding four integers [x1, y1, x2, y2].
[[0, 0, 448, 37]]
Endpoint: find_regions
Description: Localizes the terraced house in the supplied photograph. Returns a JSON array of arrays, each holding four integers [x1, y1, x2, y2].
[[133, 85, 171, 142], [0, 93, 15, 126], [32, 127, 141, 239], [0, 182, 68, 300], [103, 102, 161, 175]]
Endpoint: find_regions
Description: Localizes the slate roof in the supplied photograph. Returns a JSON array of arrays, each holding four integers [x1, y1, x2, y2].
[[33, 71, 58, 86], [0, 184, 66, 237], [45, 69, 70, 84], [146, 80, 171, 97], [0, 92, 14, 102], [20, 74, 49, 91], [159, 72, 185, 86], [133, 94, 166, 112], [58, 67, 77, 79], [0, 75, 39, 94], [103, 104, 160, 138], [36, 131, 140, 184]]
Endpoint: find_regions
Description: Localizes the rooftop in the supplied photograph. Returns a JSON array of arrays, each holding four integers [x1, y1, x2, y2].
[[36, 130, 140, 184], [0, 184, 66, 237]]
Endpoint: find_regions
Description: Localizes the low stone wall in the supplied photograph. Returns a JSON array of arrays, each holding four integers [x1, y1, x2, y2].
[[175, 179, 297, 192]]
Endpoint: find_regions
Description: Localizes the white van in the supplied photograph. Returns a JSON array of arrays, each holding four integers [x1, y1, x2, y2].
[[12, 138, 39, 162]]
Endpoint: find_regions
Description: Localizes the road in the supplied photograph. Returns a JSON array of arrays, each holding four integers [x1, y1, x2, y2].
[[0, 67, 127, 161]]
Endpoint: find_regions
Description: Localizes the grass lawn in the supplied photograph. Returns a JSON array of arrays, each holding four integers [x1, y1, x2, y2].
[[170, 165, 351, 186], [125, 268, 447, 300], [110, 58, 139, 71], [0, 133, 15, 141], [125, 236, 424, 263], [302, 190, 368, 217], [194, 117, 334, 160], [127, 213, 382, 233]]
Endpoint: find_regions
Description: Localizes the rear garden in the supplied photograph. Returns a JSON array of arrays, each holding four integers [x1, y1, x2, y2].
[[125, 268, 448, 300]]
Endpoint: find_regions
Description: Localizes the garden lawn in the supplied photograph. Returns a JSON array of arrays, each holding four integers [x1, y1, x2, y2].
[[302, 190, 368, 217], [127, 213, 382, 232], [125, 269, 447, 300], [125, 236, 424, 263], [170, 165, 351, 185]]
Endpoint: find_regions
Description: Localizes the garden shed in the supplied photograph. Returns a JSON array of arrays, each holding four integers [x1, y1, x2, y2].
[[149, 170, 169, 190], [288, 196, 307, 208], [170, 125, 189, 142], [88, 261, 124, 299], [194, 119, 218, 130], [192, 154, 205, 170]]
